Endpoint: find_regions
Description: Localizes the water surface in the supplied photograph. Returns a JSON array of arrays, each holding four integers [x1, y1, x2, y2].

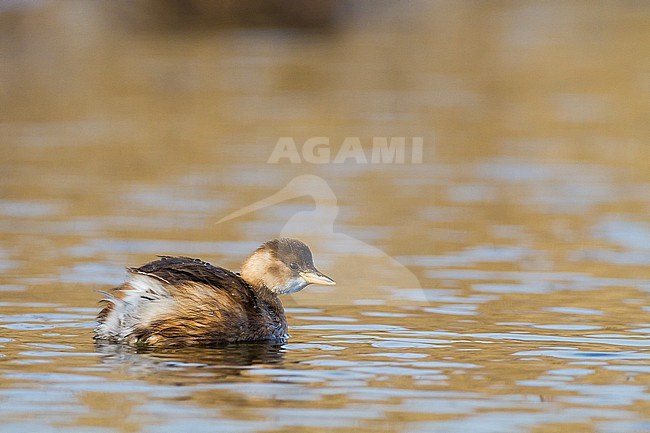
[[1, 2, 650, 432]]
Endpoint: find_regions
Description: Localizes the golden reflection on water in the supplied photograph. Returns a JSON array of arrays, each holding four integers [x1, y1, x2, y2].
[[1, 1, 650, 432]]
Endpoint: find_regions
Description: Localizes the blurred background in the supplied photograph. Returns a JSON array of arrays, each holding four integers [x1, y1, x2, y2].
[[1, 1, 650, 432], [1, 0, 648, 286]]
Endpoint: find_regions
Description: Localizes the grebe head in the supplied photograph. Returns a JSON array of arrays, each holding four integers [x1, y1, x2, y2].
[[240, 238, 335, 295]]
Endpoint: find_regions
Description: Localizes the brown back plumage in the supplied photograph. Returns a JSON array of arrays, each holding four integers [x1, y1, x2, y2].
[[133, 256, 257, 308]]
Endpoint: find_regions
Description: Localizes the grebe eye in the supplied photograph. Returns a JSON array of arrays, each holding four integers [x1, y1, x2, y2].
[[289, 262, 298, 270]]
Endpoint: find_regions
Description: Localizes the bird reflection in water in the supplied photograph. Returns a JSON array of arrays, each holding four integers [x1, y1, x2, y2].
[[95, 340, 286, 382]]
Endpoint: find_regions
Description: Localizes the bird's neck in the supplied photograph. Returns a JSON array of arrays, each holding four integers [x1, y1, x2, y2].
[[240, 250, 286, 295]]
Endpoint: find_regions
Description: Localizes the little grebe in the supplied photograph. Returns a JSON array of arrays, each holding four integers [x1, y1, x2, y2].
[[94, 238, 335, 346]]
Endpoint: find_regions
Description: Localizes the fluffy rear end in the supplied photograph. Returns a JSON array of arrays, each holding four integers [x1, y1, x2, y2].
[[95, 274, 175, 344]]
